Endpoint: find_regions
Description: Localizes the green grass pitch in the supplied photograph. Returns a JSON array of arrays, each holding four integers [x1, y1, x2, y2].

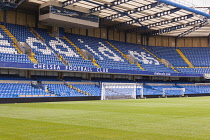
[[0, 97, 210, 140]]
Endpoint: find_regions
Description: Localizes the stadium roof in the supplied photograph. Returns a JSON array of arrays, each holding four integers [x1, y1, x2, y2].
[[25, 0, 210, 37]]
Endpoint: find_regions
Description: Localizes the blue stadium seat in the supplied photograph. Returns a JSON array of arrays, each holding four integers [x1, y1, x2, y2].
[[34, 28, 96, 68], [66, 33, 143, 71], [5, 23, 64, 65], [179, 47, 210, 67], [143, 45, 188, 67], [109, 40, 175, 72]]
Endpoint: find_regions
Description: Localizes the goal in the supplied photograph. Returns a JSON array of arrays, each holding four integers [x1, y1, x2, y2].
[[101, 83, 143, 100], [162, 88, 185, 97]]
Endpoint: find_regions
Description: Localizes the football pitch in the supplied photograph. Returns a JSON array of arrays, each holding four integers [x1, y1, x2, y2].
[[0, 97, 210, 140]]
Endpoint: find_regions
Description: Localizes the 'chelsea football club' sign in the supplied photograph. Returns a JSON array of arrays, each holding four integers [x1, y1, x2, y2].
[[0, 61, 203, 77], [32, 64, 109, 73]]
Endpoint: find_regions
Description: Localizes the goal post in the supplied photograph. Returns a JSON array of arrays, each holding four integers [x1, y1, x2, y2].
[[137, 84, 144, 99], [101, 83, 143, 100], [162, 88, 185, 97]]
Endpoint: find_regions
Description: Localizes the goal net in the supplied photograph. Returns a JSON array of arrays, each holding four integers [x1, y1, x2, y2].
[[162, 88, 185, 97], [101, 83, 143, 100]]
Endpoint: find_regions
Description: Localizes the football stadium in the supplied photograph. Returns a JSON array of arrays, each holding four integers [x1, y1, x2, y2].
[[0, 0, 210, 139]]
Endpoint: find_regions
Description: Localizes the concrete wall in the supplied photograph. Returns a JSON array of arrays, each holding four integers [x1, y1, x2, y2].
[[5, 10, 36, 27], [177, 37, 208, 47], [0, 10, 4, 22], [149, 36, 208, 47]]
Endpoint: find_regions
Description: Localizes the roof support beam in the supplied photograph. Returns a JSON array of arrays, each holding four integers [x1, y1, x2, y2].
[[107, 6, 144, 26], [63, 0, 83, 7], [63, 0, 133, 9], [63, 0, 145, 27], [127, 14, 193, 32], [147, 20, 203, 35], [176, 20, 209, 38], [100, 2, 159, 21], [108, 8, 180, 29]]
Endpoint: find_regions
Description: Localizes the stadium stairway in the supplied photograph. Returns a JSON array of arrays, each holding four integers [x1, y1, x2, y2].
[[45, 33, 70, 66], [56, 53, 70, 66], [28, 52, 38, 64], [34, 28, 96, 68], [66, 83, 91, 96], [0, 25, 39, 64], [30, 81, 56, 95], [45, 87, 56, 96], [106, 41, 145, 71], [141, 46, 161, 61], [0, 25, 23, 54], [63, 36, 100, 68], [58, 77, 92, 96], [29, 27, 69, 66], [176, 49, 194, 68], [3, 23, 65, 65], [29, 27, 45, 42], [35, 28, 70, 65], [141, 45, 178, 73], [106, 41, 127, 59]]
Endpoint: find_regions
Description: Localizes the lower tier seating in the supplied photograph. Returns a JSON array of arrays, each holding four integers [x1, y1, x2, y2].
[[0, 83, 48, 97], [46, 84, 87, 97], [72, 84, 101, 96], [0, 79, 210, 98]]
